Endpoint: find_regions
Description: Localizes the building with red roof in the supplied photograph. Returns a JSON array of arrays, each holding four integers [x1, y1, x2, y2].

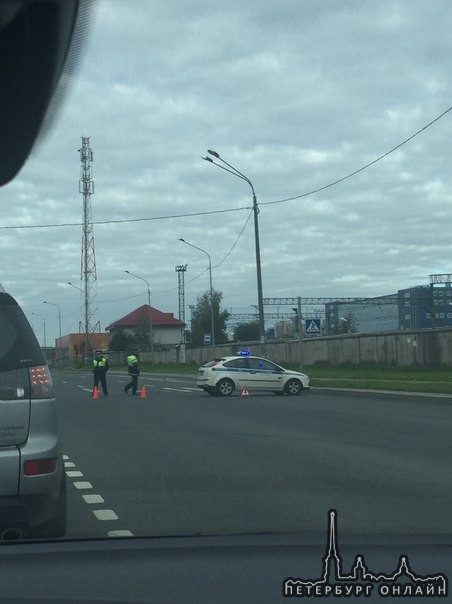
[[106, 304, 185, 349]]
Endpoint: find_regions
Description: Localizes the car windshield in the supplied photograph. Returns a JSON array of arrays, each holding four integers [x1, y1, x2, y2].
[[1, 0, 452, 551]]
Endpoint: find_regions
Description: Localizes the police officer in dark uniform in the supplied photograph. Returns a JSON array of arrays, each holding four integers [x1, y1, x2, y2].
[[93, 350, 109, 396]]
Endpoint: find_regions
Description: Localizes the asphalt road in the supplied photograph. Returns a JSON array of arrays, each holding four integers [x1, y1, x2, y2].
[[53, 370, 452, 541]]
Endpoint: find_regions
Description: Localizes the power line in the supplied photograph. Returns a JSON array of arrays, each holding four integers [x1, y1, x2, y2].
[[261, 103, 452, 206], [95, 210, 255, 304], [0, 205, 251, 231], [1, 103, 451, 232], [213, 210, 253, 269]]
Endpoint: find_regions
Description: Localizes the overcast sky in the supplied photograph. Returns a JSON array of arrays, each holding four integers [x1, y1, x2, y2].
[[2, 0, 452, 346]]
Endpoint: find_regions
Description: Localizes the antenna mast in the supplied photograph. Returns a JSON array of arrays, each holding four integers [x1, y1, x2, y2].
[[79, 136, 100, 362]]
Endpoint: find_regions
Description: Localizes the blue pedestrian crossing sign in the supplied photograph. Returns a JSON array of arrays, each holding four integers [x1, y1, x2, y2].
[[305, 319, 321, 334]]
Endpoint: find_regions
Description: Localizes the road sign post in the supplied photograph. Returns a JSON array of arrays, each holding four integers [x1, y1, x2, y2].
[[305, 319, 321, 335]]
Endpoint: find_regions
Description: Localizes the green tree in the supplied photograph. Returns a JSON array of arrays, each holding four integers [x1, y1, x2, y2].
[[133, 316, 152, 350], [190, 289, 229, 345], [233, 321, 260, 342], [110, 330, 135, 351]]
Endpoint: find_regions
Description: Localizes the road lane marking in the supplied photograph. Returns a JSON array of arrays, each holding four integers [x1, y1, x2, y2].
[[93, 509, 119, 521], [64, 454, 132, 537], [108, 530, 134, 537], [163, 387, 198, 391], [82, 494, 105, 504]]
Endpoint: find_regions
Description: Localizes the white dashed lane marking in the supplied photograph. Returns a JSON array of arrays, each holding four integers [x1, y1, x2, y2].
[[64, 454, 134, 537], [76, 385, 92, 393], [73, 481, 93, 490], [93, 510, 119, 521], [162, 387, 199, 392], [108, 530, 134, 537], [83, 494, 105, 504]]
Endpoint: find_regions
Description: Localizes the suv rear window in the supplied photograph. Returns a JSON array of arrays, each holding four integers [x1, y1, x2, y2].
[[0, 293, 45, 373]]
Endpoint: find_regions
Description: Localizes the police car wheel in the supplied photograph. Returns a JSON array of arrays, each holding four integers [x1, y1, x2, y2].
[[216, 378, 234, 396], [285, 379, 302, 395]]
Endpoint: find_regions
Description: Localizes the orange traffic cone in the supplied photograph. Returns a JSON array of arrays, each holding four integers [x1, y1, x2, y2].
[[92, 386, 99, 399], [140, 385, 147, 398]]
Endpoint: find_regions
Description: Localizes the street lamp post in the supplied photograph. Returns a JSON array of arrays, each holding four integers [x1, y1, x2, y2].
[[178, 238, 215, 355], [43, 300, 62, 339], [292, 296, 303, 369], [125, 270, 154, 364], [68, 281, 89, 367], [31, 312, 47, 348], [202, 150, 265, 350], [339, 317, 349, 334]]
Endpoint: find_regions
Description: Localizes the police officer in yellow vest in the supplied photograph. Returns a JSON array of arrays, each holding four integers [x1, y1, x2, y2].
[[124, 352, 140, 395], [93, 350, 109, 396]]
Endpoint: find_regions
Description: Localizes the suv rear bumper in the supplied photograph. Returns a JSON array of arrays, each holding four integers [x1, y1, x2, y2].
[[0, 457, 65, 536], [0, 490, 60, 533]]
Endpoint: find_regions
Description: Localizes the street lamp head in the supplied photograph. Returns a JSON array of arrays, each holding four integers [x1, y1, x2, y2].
[[178, 238, 185, 242], [124, 270, 130, 274], [201, 156, 213, 163], [207, 149, 219, 158]]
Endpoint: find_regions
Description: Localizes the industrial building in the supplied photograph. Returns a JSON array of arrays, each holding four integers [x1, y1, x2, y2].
[[324, 274, 452, 335]]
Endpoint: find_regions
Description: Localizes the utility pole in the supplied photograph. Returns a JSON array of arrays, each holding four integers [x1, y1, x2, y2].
[[175, 265, 188, 343]]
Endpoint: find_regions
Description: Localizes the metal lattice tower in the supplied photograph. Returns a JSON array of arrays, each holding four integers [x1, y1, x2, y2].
[[79, 137, 100, 349], [175, 265, 188, 340]]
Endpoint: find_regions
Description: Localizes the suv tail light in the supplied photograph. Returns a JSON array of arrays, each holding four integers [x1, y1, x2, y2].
[[28, 365, 54, 399], [24, 458, 57, 476]]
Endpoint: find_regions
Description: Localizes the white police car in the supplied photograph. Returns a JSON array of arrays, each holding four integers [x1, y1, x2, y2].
[[196, 354, 310, 396]]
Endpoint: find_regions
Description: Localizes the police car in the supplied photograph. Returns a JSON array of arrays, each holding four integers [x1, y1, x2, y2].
[[196, 354, 310, 396]]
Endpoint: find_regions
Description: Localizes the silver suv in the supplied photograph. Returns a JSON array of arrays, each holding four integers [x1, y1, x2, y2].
[[0, 288, 66, 540]]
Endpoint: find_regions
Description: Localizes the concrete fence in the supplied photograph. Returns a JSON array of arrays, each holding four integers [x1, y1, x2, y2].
[[51, 326, 452, 368], [184, 327, 452, 368]]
